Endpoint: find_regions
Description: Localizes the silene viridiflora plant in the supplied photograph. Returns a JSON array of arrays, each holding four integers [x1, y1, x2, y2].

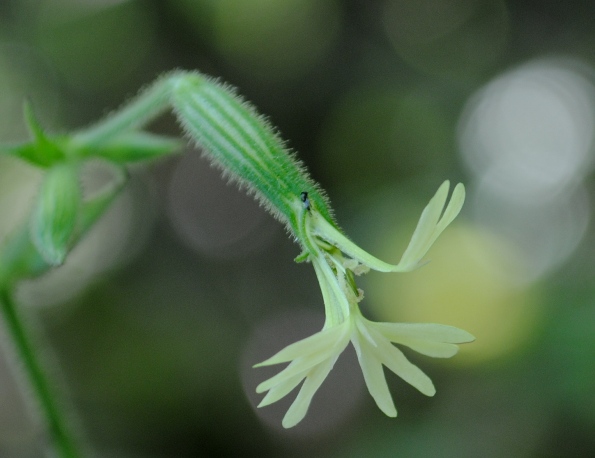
[[0, 71, 473, 455]]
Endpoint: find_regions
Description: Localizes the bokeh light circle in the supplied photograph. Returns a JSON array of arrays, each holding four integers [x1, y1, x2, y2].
[[470, 179, 590, 284], [367, 223, 541, 363], [167, 150, 278, 260], [459, 58, 595, 203]]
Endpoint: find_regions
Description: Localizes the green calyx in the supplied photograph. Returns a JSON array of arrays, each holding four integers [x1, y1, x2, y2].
[[29, 162, 82, 266], [169, 71, 337, 237], [1, 101, 181, 169]]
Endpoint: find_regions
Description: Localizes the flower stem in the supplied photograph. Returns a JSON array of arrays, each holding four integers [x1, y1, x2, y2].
[[0, 288, 79, 457], [73, 73, 175, 146]]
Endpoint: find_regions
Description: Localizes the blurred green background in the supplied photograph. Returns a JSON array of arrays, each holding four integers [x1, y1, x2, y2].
[[1, 0, 595, 456]]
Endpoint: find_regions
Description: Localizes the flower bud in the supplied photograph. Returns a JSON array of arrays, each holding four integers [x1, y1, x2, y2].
[[30, 163, 82, 265]]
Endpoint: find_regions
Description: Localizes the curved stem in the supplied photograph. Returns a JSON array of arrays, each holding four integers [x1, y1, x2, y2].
[[73, 72, 177, 146], [0, 288, 80, 457]]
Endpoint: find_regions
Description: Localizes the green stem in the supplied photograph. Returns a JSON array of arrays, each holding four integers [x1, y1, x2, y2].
[[73, 72, 177, 146], [0, 289, 79, 457]]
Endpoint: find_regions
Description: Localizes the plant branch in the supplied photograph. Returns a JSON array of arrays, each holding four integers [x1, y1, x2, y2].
[[0, 289, 80, 457]]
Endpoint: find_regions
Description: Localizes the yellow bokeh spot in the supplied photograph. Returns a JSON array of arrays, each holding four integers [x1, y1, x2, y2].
[[367, 223, 541, 364]]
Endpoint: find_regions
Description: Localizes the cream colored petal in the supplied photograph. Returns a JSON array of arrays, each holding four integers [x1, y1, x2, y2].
[[256, 352, 330, 394], [365, 326, 436, 396], [312, 256, 349, 326], [254, 322, 348, 368], [371, 322, 475, 344], [435, 182, 466, 234], [352, 335, 397, 417], [257, 372, 305, 408], [395, 182, 465, 271], [398, 181, 450, 263], [388, 337, 459, 358], [282, 357, 336, 428], [311, 212, 396, 273], [310, 182, 465, 273]]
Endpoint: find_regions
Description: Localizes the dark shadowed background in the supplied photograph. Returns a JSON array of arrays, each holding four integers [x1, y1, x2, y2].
[[1, 0, 595, 456]]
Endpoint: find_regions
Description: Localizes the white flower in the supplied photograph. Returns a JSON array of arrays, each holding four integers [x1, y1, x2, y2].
[[255, 181, 474, 428]]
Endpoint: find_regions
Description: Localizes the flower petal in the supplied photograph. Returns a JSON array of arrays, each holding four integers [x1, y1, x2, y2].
[[256, 352, 328, 394], [371, 322, 475, 344], [282, 357, 336, 428], [311, 212, 396, 272], [365, 326, 436, 396], [395, 181, 465, 271], [312, 256, 350, 325], [254, 322, 348, 368], [435, 182, 466, 235], [257, 373, 305, 407], [352, 335, 397, 417], [310, 182, 465, 273], [389, 337, 460, 358]]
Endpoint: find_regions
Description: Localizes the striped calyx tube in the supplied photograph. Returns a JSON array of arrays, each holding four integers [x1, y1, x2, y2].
[[169, 72, 337, 249]]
